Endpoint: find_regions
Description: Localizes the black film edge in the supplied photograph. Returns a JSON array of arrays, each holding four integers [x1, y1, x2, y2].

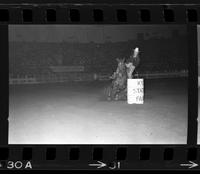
[[0, 1, 199, 170]]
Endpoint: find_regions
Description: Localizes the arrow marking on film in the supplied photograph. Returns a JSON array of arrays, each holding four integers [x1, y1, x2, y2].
[[180, 161, 199, 169], [89, 161, 107, 168]]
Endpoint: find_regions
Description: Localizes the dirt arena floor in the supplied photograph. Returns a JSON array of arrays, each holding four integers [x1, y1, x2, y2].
[[9, 77, 188, 144]]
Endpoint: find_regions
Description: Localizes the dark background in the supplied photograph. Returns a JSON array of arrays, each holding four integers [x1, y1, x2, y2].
[[9, 25, 188, 80]]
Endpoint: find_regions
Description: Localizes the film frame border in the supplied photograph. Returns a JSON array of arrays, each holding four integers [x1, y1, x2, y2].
[[0, 1, 199, 170]]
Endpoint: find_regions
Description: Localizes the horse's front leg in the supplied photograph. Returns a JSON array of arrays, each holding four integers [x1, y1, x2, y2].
[[113, 87, 121, 101], [106, 84, 116, 101]]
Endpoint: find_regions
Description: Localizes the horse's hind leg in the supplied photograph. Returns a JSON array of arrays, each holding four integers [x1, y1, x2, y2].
[[110, 88, 116, 100], [105, 85, 112, 101], [107, 89, 112, 101]]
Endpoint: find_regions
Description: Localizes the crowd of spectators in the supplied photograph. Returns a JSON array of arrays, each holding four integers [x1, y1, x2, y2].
[[9, 36, 188, 80]]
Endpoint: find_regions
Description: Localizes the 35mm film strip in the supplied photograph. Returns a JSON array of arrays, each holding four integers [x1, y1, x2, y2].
[[0, 0, 199, 170]]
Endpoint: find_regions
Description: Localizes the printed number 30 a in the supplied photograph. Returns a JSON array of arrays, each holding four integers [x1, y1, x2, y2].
[[7, 161, 32, 169]]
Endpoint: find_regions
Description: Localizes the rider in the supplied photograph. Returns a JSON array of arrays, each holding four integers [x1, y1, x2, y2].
[[125, 47, 140, 79]]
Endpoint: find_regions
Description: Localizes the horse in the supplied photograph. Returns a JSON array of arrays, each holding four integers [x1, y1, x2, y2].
[[104, 47, 140, 101], [125, 47, 140, 79], [106, 58, 127, 101]]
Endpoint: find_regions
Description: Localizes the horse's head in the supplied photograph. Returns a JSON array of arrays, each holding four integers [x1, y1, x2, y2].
[[115, 58, 127, 78], [116, 58, 126, 71], [112, 58, 127, 88]]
